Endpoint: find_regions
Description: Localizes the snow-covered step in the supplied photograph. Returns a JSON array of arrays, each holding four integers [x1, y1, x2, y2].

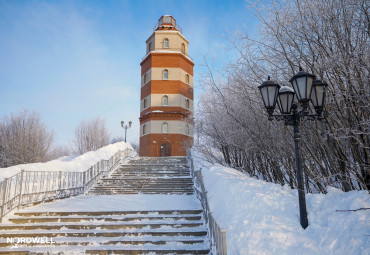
[[12, 210, 203, 217], [0, 208, 210, 254], [0, 156, 211, 254], [87, 156, 194, 195], [88, 191, 194, 195], [2, 246, 210, 255]]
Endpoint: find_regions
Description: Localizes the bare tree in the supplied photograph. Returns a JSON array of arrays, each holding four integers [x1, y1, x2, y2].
[[110, 136, 124, 144], [130, 141, 140, 154], [196, 0, 369, 192], [0, 110, 57, 167], [73, 118, 111, 155]]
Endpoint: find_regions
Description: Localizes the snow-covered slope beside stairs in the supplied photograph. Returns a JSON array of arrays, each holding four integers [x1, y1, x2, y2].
[[0, 157, 211, 254]]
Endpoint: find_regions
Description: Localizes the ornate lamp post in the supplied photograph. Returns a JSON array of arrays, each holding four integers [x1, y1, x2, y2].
[[258, 67, 328, 229], [121, 121, 132, 143]]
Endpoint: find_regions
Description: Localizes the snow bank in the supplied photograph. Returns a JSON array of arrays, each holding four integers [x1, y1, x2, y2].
[[0, 142, 136, 181], [196, 161, 369, 255]]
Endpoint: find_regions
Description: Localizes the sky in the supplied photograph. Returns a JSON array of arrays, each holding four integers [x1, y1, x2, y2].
[[0, 0, 258, 148]]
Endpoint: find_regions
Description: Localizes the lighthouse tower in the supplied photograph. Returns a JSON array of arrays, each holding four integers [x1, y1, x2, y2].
[[139, 15, 194, 157]]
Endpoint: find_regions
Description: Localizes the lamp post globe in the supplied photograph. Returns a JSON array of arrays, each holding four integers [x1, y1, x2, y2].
[[277, 86, 295, 115], [289, 67, 316, 109], [258, 76, 280, 116], [311, 79, 328, 116]]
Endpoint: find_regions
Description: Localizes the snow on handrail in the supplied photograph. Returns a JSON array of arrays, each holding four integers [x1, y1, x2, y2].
[[0, 147, 137, 222], [187, 150, 227, 255]]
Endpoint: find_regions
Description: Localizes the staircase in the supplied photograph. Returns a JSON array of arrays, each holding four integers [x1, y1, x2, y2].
[[0, 157, 211, 254], [88, 157, 194, 195]]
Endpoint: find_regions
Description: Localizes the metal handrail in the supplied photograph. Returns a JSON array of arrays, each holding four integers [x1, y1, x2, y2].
[[187, 150, 227, 255], [153, 17, 182, 34], [0, 147, 137, 222]]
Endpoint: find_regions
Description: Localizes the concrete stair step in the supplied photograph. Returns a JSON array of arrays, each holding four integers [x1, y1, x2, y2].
[[1, 230, 208, 238], [14, 210, 203, 217], [100, 178, 192, 181], [88, 190, 194, 193], [85, 249, 210, 255], [93, 184, 193, 187], [0, 219, 204, 229], [111, 169, 190, 175], [88, 191, 194, 195], [0, 248, 210, 255], [0, 239, 207, 248], [110, 175, 191, 178], [5, 216, 202, 224], [124, 163, 188, 166], [5, 220, 203, 227], [89, 190, 194, 193]]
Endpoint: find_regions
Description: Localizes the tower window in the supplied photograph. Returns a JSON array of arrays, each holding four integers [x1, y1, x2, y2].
[[164, 38, 169, 48], [162, 122, 168, 133], [143, 124, 147, 135], [186, 74, 190, 84], [144, 73, 147, 84], [163, 69, 168, 80], [143, 98, 148, 109], [181, 43, 185, 54], [163, 95, 168, 106], [185, 99, 190, 109]]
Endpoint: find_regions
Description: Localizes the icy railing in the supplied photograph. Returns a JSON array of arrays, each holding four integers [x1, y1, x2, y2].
[[153, 16, 182, 34], [187, 150, 227, 255], [0, 147, 137, 222]]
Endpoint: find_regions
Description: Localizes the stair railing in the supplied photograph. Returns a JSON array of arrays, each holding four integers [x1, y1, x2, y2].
[[187, 150, 227, 255], [0, 147, 137, 222]]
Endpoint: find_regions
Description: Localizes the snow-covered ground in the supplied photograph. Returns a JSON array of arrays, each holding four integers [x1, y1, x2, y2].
[[2, 142, 369, 254], [17, 194, 202, 213], [194, 159, 369, 255], [0, 142, 135, 181]]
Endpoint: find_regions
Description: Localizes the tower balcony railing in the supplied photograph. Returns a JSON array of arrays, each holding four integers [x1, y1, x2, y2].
[[153, 16, 182, 34], [142, 48, 193, 61]]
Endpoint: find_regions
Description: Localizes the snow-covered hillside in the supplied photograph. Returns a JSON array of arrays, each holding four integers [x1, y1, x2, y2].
[[195, 160, 369, 255], [0, 142, 135, 181]]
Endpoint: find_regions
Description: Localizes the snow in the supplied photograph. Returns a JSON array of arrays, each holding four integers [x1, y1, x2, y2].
[[18, 194, 202, 212], [0, 142, 135, 181], [2, 142, 368, 254], [194, 160, 370, 255]]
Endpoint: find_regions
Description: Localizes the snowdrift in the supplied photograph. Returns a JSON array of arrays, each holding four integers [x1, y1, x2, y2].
[[0, 142, 135, 181], [196, 161, 369, 255]]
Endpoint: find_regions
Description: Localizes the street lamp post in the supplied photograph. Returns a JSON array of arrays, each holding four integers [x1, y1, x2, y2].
[[121, 121, 132, 143], [258, 67, 328, 229]]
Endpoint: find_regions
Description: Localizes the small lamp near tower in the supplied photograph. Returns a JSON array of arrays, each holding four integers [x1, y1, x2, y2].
[[258, 66, 328, 229], [121, 121, 132, 143]]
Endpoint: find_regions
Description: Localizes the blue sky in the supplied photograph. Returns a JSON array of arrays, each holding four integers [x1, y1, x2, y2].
[[0, 0, 257, 147]]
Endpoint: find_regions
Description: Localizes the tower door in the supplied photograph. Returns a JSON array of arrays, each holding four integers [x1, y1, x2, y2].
[[160, 143, 171, 157]]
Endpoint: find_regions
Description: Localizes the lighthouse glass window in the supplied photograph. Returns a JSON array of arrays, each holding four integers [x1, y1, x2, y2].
[[163, 95, 168, 106], [162, 123, 168, 133], [163, 16, 172, 25], [164, 39, 169, 48], [163, 69, 168, 80]]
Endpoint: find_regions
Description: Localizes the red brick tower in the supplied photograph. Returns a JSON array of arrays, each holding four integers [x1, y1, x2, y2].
[[139, 15, 194, 157]]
